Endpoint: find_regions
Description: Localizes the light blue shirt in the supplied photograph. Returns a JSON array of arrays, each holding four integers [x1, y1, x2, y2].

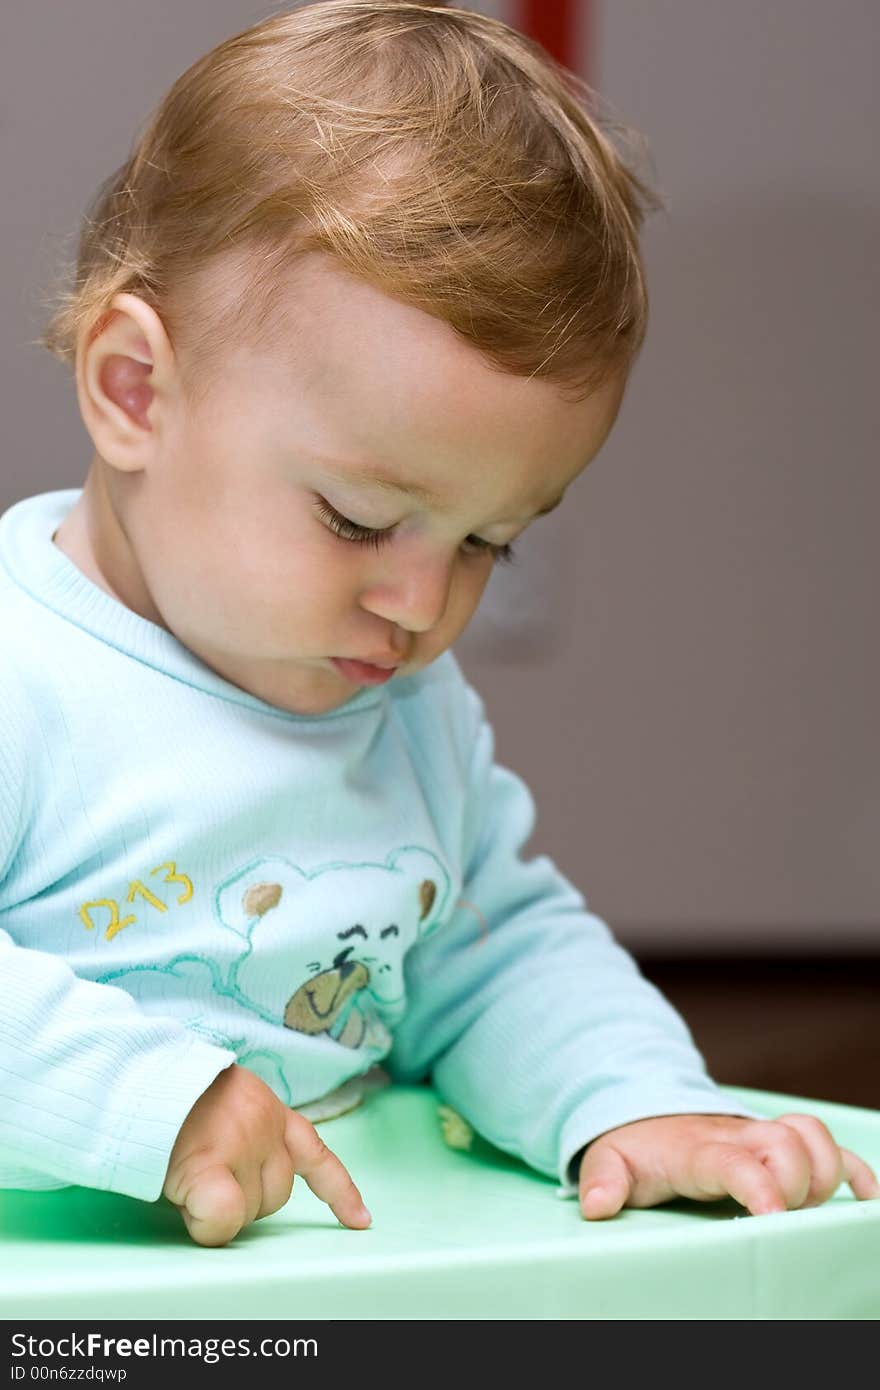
[[0, 490, 751, 1203]]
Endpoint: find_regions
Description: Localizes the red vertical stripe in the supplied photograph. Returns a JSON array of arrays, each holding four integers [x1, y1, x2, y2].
[[519, 0, 584, 74]]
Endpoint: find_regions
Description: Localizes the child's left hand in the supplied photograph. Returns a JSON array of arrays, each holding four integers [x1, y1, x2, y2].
[[577, 1112, 880, 1219]]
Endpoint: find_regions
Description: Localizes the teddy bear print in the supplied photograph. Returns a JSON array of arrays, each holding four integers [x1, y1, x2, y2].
[[95, 847, 452, 1104], [219, 850, 448, 1046], [281, 884, 436, 1046]]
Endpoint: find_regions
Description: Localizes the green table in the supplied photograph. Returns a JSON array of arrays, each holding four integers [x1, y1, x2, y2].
[[1, 1084, 878, 1319]]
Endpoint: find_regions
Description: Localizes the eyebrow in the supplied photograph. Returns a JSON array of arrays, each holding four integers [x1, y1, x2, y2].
[[321, 463, 565, 520]]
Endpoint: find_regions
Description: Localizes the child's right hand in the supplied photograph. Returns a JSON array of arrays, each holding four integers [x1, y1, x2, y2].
[[161, 1064, 372, 1246]]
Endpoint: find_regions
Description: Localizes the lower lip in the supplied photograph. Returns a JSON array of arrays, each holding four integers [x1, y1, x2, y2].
[[331, 658, 399, 686]]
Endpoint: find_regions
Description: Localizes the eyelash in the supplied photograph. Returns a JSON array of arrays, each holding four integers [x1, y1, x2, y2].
[[312, 497, 517, 564]]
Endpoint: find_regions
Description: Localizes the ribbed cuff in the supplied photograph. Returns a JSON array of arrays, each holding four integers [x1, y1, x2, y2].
[[103, 1037, 238, 1202]]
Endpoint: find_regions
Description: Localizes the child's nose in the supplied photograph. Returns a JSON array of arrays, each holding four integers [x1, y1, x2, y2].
[[359, 550, 455, 634]]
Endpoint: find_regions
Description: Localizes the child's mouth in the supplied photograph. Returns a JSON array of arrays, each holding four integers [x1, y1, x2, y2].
[[330, 657, 399, 686]]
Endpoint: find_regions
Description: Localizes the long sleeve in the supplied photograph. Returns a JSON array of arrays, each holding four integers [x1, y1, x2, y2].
[[0, 667, 237, 1202], [386, 677, 759, 1192]]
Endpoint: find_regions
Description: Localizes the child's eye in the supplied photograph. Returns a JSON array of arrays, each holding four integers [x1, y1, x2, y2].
[[312, 497, 516, 564], [462, 535, 517, 565], [313, 496, 394, 552]]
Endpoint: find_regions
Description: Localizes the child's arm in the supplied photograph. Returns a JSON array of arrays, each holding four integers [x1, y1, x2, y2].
[[386, 661, 878, 1215], [0, 923, 370, 1242], [0, 666, 368, 1242], [0, 663, 231, 1200], [0, 916, 233, 1197]]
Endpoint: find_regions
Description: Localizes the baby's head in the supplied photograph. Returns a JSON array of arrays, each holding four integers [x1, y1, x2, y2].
[[41, 1, 661, 715]]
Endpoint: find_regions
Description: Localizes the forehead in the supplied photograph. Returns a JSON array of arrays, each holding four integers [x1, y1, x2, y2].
[[211, 251, 626, 508]]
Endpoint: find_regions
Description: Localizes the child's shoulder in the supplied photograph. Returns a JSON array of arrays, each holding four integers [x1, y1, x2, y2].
[[0, 555, 62, 733], [0, 489, 86, 690], [0, 616, 42, 740], [0, 618, 41, 823], [0, 561, 36, 688], [0, 575, 49, 693]]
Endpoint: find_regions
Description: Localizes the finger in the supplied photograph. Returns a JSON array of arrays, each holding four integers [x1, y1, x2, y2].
[[285, 1110, 371, 1229], [773, 1114, 847, 1207], [578, 1143, 633, 1220], [840, 1147, 880, 1201], [738, 1119, 812, 1210], [775, 1114, 880, 1205], [172, 1161, 249, 1247], [229, 1160, 267, 1230], [692, 1142, 787, 1216], [256, 1147, 297, 1220]]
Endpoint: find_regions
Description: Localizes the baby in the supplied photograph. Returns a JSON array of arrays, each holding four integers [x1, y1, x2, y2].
[[1, 1, 876, 1249]]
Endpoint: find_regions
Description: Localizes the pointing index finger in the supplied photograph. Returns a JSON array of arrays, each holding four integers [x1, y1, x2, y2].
[[284, 1109, 372, 1228]]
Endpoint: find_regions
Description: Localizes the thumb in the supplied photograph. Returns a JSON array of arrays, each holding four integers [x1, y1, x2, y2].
[[578, 1142, 633, 1220], [171, 1162, 248, 1247]]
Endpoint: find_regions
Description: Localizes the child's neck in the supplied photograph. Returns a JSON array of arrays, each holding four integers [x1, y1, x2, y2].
[[52, 460, 165, 628]]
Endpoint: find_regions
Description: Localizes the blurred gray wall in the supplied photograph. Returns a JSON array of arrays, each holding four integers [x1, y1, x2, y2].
[[2, 2, 878, 953]]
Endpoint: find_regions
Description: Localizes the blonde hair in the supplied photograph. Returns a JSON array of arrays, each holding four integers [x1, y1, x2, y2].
[[37, 0, 664, 407]]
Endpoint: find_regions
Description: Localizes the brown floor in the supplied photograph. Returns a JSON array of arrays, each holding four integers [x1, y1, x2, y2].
[[639, 956, 879, 1111]]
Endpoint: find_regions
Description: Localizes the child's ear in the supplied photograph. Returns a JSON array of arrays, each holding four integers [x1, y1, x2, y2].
[[75, 292, 179, 474]]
